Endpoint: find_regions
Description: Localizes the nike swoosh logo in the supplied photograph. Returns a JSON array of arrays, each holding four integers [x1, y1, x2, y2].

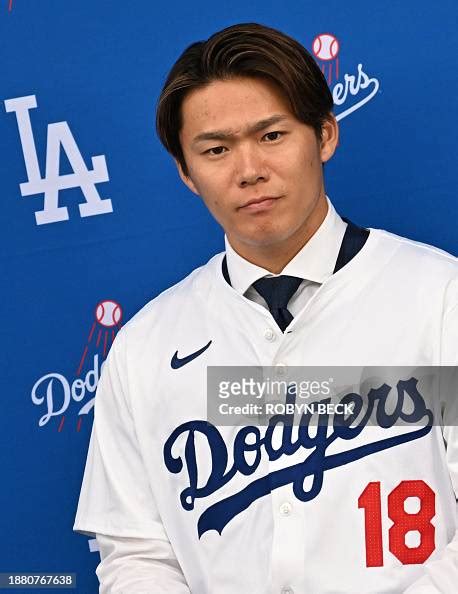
[[171, 340, 212, 369]]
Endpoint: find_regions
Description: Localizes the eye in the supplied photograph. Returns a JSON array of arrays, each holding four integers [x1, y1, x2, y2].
[[262, 131, 283, 142], [204, 146, 227, 156]]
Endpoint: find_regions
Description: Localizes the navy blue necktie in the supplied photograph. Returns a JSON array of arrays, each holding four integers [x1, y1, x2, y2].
[[253, 275, 303, 332]]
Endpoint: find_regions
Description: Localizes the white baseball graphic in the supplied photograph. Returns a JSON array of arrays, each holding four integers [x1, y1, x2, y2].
[[312, 33, 339, 61], [76, 298, 124, 397], [96, 300, 122, 327]]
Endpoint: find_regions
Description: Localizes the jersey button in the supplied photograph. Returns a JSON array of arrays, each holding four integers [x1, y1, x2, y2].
[[281, 588, 294, 594], [275, 363, 287, 376], [279, 502, 292, 517], [264, 328, 276, 341]]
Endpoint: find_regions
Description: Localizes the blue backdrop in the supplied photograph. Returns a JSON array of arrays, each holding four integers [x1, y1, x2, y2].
[[1, 1, 456, 592]]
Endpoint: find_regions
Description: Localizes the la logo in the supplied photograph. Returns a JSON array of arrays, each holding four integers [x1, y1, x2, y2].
[[4, 95, 113, 225]]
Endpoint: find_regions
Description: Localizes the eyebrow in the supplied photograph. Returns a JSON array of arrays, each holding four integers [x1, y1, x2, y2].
[[191, 114, 290, 145]]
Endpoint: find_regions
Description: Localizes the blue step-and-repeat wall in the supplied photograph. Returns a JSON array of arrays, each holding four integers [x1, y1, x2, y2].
[[1, 1, 456, 592]]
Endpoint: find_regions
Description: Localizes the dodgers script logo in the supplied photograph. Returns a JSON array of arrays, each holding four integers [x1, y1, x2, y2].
[[312, 33, 380, 122], [31, 300, 122, 431], [164, 378, 433, 537], [4, 95, 112, 225]]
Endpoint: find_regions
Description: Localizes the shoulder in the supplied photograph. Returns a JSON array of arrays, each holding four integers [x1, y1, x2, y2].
[[369, 229, 458, 316], [116, 251, 225, 344], [371, 228, 458, 276]]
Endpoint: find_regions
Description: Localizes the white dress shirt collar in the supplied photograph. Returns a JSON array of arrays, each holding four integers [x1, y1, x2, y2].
[[224, 197, 347, 295]]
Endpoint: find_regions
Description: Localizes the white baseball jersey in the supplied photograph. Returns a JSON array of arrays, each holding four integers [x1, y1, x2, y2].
[[74, 227, 458, 594]]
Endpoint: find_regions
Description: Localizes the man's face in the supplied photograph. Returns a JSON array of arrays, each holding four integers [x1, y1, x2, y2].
[[177, 76, 338, 259]]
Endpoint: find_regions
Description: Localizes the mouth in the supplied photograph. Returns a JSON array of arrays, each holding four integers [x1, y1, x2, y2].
[[238, 195, 283, 212]]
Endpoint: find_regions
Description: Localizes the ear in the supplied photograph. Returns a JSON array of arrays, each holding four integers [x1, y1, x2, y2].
[[319, 114, 339, 163], [174, 159, 199, 196]]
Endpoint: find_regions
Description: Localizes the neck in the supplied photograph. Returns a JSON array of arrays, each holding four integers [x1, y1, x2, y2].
[[229, 195, 328, 274]]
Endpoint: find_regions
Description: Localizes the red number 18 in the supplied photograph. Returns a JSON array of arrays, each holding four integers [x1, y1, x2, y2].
[[358, 480, 435, 567]]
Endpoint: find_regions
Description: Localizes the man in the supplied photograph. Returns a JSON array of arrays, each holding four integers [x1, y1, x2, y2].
[[74, 23, 458, 593]]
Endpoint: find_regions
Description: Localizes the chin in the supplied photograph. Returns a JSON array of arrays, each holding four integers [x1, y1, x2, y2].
[[237, 228, 295, 248]]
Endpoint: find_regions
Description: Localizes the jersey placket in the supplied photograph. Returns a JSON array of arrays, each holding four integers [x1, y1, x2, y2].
[[263, 326, 307, 594]]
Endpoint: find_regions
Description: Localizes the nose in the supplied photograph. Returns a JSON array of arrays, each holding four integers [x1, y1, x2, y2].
[[235, 145, 269, 188]]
